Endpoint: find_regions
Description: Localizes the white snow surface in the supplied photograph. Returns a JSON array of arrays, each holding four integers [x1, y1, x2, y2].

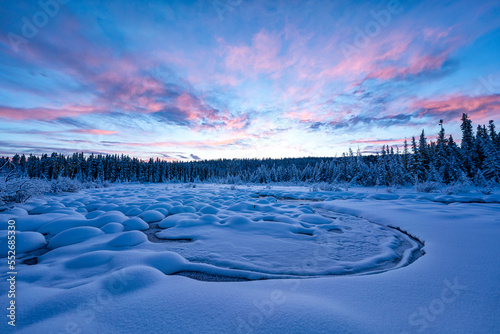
[[0, 183, 499, 333]]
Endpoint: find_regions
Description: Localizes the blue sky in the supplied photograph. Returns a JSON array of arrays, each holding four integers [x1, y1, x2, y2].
[[0, 0, 499, 160]]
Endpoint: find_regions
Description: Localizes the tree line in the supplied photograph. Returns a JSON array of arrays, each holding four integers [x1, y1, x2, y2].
[[1, 114, 499, 186]]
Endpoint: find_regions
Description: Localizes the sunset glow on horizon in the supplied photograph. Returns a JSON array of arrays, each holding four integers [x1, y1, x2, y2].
[[1, 0, 499, 160]]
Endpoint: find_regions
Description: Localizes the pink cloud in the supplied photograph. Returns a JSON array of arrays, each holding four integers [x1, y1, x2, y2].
[[285, 110, 324, 123], [223, 30, 296, 79], [121, 137, 248, 149], [320, 23, 468, 83], [70, 129, 118, 135], [347, 135, 438, 152], [365, 52, 450, 81], [410, 94, 500, 122], [350, 138, 408, 145], [223, 114, 249, 131], [0, 105, 101, 120]]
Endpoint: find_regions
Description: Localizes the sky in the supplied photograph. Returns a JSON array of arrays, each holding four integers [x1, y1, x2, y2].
[[0, 0, 499, 160]]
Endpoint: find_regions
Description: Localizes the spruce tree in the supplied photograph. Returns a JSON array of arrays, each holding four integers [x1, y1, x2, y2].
[[409, 136, 425, 182], [436, 120, 448, 171], [460, 113, 476, 176], [419, 130, 430, 170]]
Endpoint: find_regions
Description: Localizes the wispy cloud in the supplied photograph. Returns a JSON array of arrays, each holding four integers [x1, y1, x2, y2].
[[410, 94, 500, 122]]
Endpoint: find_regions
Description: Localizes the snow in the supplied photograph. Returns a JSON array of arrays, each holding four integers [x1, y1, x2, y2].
[[138, 210, 165, 223], [49, 226, 104, 249], [0, 231, 46, 256], [169, 205, 196, 214], [108, 231, 148, 247], [37, 212, 128, 235], [101, 222, 125, 234], [125, 207, 142, 216], [121, 217, 149, 231], [0, 183, 499, 333]]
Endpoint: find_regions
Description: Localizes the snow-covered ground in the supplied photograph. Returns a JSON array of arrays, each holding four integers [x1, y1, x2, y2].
[[0, 184, 499, 333]]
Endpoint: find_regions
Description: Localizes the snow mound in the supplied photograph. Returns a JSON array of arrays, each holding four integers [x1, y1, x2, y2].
[[154, 208, 169, 216], [125, 207, 143, 216], [220, 215, 252, 225], [146, 251, 187, 274], [99, 266, 165, 294], [122, 217, 149, 231], [169, 205, 196, 214], [38, 212, 127, 235], [65, 251, 114, 269], [85, 210, 105, 219], [139, 210, 165, 223], [158, 213, 200, 228], [98, 204, 120, 211], [29, 205, 60, 214], [199, 205, 219, 214], [108, 231, 147, 247], [0, 231, 46, 256], [49, 226, 104, 249], [101, 223, 124, 234], [0, 213, 67, 231], [146, 203, 173, 211]]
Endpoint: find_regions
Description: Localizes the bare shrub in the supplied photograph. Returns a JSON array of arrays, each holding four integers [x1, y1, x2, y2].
[[0, 177, 50, 205], [414, 181, 442, 193], [50, 177, 81, 193]]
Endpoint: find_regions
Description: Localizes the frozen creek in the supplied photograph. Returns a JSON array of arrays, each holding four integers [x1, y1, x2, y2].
[[147, 200, 424, 281], [1, 184, 424, 285]]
